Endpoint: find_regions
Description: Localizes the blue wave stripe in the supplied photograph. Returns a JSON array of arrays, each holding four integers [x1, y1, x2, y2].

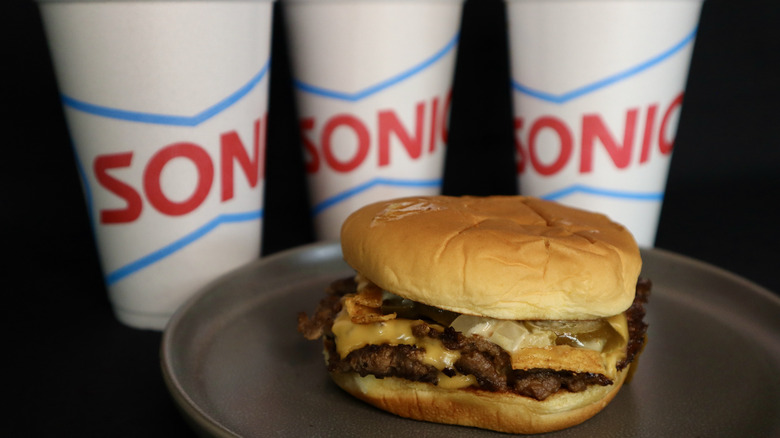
[[105, 209, 263, 285], [312, 177, 442, 216], [294, 33, 459, 102], [512, 27, 698, 104], [541, 184, 664, 202], [62, 59, 271, 126]]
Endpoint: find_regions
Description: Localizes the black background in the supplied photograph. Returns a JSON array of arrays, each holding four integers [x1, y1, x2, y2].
[[7, 0, 779, 436]]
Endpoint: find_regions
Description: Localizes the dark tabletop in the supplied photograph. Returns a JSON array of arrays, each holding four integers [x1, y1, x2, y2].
[[7, 0, 779, 436]]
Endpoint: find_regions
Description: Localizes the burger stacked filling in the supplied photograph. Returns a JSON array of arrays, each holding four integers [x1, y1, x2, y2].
[[298, 276, 650, 401]]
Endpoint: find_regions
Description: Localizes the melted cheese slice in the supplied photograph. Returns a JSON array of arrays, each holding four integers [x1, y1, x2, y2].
[[331, 310, 476, 388], [330, 307, 629, 385], [331, 309, 460, 369]]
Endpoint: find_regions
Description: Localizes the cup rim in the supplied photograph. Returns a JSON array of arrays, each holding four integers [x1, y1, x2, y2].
[[35, 0, 275, 4], [281, 0, 462, 3]]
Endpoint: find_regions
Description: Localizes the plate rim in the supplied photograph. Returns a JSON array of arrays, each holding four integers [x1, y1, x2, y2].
[[160, 242, 780, 437], [160, 240, 342, 438]]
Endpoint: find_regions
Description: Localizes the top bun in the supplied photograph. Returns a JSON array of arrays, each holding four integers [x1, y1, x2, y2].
[[340, 196, 641, 320]]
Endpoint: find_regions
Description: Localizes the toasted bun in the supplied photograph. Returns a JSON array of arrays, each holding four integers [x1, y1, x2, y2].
[[341, 195, 641, 320], [330, 367, 629, 434]]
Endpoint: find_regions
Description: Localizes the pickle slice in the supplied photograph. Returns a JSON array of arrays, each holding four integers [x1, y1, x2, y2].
[[381, 296, 459, 326]]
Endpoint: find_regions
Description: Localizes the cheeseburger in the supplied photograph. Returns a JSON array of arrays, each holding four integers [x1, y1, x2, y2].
[[298, 195, 650, 434]]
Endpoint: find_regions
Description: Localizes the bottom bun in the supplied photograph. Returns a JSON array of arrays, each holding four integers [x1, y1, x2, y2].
[[330, 368, 629, 434]]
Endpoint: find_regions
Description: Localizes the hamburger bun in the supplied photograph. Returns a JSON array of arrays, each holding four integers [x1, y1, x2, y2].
[[297, 195, 649, 434], [341, 195, 642, 320]]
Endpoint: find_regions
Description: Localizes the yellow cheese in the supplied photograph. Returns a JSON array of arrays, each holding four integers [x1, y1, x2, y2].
[[332, 310, 471, 388], [418, 338, 461, 369], [601, 313, 629, 377], [331, 309, 461, 369], [331, 309, 415, 357], [437, 373, 477, 389]]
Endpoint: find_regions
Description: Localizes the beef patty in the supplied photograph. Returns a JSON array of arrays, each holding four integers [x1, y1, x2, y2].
[[299, 277, 651, 401]]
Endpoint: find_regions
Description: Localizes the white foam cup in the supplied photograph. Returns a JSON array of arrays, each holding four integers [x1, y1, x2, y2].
[[505, 0, 704, 247], [37, 0, 275, 329], [282, 0, 464, 240]]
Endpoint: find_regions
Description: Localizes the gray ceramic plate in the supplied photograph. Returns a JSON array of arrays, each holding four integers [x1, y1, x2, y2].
[[161, 242, 780, 437]]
